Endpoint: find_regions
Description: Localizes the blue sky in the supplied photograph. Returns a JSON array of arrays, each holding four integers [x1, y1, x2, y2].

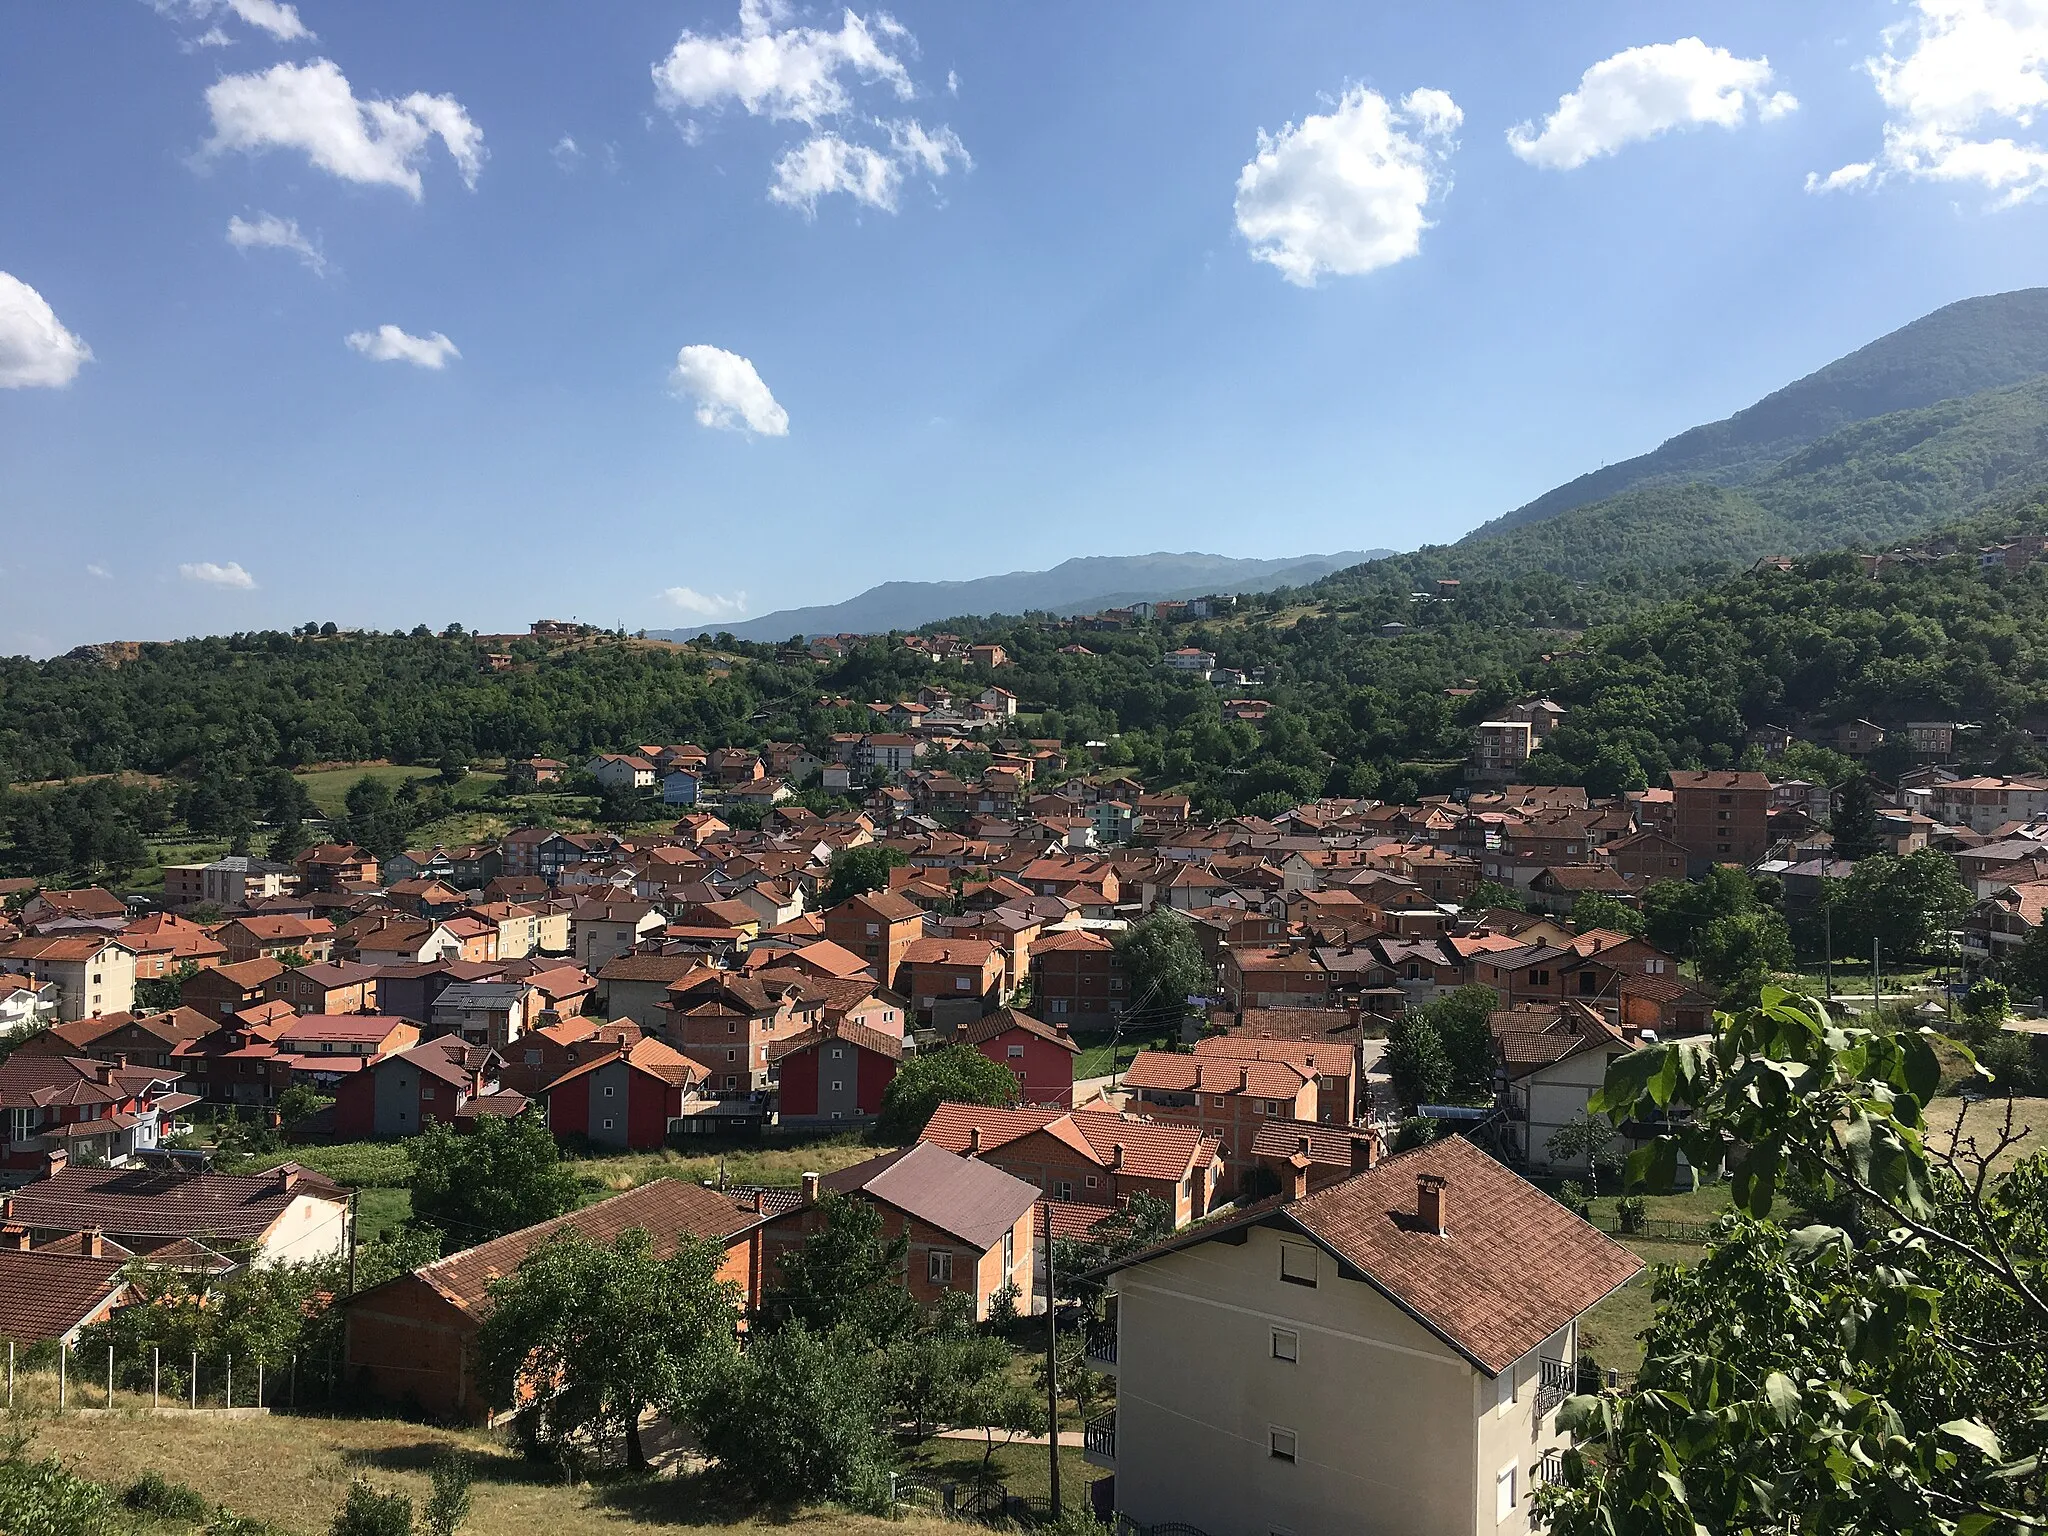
[[6, 1, 2048, 653]]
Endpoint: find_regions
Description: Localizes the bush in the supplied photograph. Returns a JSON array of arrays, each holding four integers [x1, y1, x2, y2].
[[330, 1481, 411, 1536], [123, 1471, 210, 1524], [1557, 1181, 1590, 1218], [1390, 1117, 1441, 1154], [1615, 1195, 1647, 1234], [0, 1454, 120, 1536]]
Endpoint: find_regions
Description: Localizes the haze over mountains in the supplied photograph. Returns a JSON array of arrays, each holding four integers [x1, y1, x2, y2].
[[654, 551, 1389, 643]]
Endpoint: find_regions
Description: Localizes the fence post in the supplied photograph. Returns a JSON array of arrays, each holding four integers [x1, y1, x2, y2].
[[290, 1352, 297, 1409], [256, 1362, 263, 1410], [57, 1343, 65, 1412], [225, 1354, 233, 1410], [107, 1345, 113, 1408], [7, 1340, 13, 1410], [153, 1346, 159, 1411], [191, 1350, 198, 1410]]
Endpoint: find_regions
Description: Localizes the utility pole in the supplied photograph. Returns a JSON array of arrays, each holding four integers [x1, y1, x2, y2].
[[1044, 1207, 1061, 1518], [345, 1189, 358, 1296], [1822, 853, 1834, 1001], [1873, 938, 1882, 1007]]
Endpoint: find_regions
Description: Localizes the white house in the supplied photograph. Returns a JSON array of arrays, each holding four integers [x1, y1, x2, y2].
[[1093, 1136, 1641, 1536], [1490, 1004, 1636, 1172], [587, 754, 657, 791], [662, 770, 701, 807]]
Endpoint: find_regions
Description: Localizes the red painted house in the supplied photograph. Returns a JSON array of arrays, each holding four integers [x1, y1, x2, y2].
[[330, 1038, 518, 1140], [768, 1019, 902, 1126], [960, 1008, 1078, 1108], [544, 1036, 703, 1150]]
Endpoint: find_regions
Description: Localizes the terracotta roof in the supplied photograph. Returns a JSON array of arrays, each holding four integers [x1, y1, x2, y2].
[[402, 1180, 764, 1316], [1192, 1035, 1351, 1077], [1028, 929, 1114, 954], [921, 1102, 1214, 1181], [817, 1142, 1039, 1251], [277, 1015, 414, 1046], [1223, 1009, 1366, 1045], [598, 953, 716, 984], [545, 1035, 702, 1092], [1249, 1120, 1370, 1168], [1120, 1050, 1310, 1099], [0, 1248, 129, 1342], [960, 1008, 1078, 1053], [901, 937, 999, 967], [9, 1164, 345, 1243], [765, 1017, 904, 1065], [199, 958, 289, 990]]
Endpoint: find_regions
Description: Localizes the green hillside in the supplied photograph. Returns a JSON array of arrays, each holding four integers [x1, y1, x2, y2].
[[1466, 287, 2048, 540]]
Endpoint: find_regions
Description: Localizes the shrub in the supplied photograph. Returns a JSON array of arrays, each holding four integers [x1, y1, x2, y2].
[[1615, 1195, 1647, 1234], [329, 1481, 411, 1536], [0, 1454, 120, 1536], [1557, 1181, 1590, 1218], [123, 1471, 210, 1523]]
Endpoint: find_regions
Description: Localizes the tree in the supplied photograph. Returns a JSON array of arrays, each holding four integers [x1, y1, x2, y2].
[[1835, 848, 1972, 965], [1544, 1114, 1619, 1194], [1641, 867, 1761, 958], [1830, 772, 1882, 860], [135, 961, 198, 1014], [1569, 889, 1644, 937], [876, 1045, 1018, 1143], [1962, 978, 2010, 1030], [1414, 985, 1498, 1101], [2007, 921, 2048, 1005], [341, 777, 410, 858], [886, 1291, 1012, 1439], [1112, 910, 1210, 1029], [764, 1193, 918, 1349], [825, 844, 907, 905], [1465, 879, 1527, 914], [267, 811, 308, 865], [692, 1323, 893, 1506], [1384, 1011, 1453, 1110], [275, 1085, 333, 1128], [479, 1227, 740, 1472], [1694, 908, 1794, 1003], [409, 1110, 579, 1245], [1548, 990, 2048, 1535], [1052, 1191, 1175, 1312]]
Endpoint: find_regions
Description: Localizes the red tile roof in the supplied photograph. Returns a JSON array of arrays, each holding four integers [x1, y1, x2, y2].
[[8, 1164, 345, 1244], [1120, 1050, 1309, 1099], [920, 1102, 1214, 1181], [959, 1008, 1078, 1053], [0, 1248, 129, 1342]]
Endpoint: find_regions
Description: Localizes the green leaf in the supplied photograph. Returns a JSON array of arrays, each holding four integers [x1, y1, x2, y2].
[[1938, 1419, 2004, 1461], [1762, 1371, 1800, 1427]]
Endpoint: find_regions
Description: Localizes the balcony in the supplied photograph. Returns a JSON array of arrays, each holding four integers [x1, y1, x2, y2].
[[1085, 1326, 1118, 1370], [1536, 1449, 1567, 1487], [1083, 1412, 1117, 1467], [1535, 1356, 1575, 1417]]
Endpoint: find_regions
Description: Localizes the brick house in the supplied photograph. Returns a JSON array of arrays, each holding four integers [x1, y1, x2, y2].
[[920, 1102, 1223, 1226], [119, 913, 227, 981], [657, 972, 825, 1095], [822, 889, 926, 992], [267, 960, 380, 1015], [960, 1008, 1078, 1108], [343, 1180, 764, 1421], [1222, 946, 1332, 1011], [768, 1019, 902, 1125], [1192, 1034, 1357, 1125], [760, 1145, 1038, 1321], [181, 958, 288, 1022], [1120, 1050, 1317, 1189], [1028, 929, 1124, 1029], [901, 937, 1007, 1026], [330, 1037, 514, 1139], [219, 915, 336, 966], [1667, 769, 1771, 872]]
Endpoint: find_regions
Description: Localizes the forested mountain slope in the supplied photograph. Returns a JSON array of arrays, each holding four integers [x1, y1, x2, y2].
[[1467, 287, 2048, 540]]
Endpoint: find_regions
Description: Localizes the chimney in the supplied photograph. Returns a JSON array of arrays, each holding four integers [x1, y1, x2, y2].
[[1289, 1160, 1310, 1202], [84, 1227, 103, 1259], [967, 1126, 982, 1157], [275, 1164, 300, 1193], [800, 1170, 820, 1206], [1417, 1173, 1448, 1236], [1353, 1132, 1378, 1174], [5, 1228, 26, 1252], [750, 1189, 764, 1214], [1239, 1065, 1250, 1093], [1111, 1142, 1125, 1170]]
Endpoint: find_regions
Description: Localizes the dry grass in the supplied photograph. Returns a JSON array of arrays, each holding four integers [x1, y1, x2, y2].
[[25, 1411, 957, 1536], [1926, 1093, 2048, 1179], [1578, 1238, 1699, 1376], [567, 1138, 884, 1196]]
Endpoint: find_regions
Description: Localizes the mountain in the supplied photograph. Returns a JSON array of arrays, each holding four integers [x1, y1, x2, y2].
[[655, 551, 1389, 642], [1465, 288, 2048, 542], [1362, 371, 2048, 584]]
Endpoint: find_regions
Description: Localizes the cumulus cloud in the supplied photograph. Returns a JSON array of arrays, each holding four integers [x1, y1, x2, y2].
[[1508, 38, 1796, 170], [149, 0, 313, 44], [0, 272, 93, 389], [204, 58, 485, 198], [226, 211, 326, 273], [660, 586, 750, 620], [652, 0, 913, 125], [551, 134, 583, 171], [669, 345, 789, 435], [85, 564, 112, 580], [1810, 0, 2048, 204], [653, 1, 963, 216], [1234, 85, 1462, 287], [180, 560, 258, 589], [345, 325, 460, 369]]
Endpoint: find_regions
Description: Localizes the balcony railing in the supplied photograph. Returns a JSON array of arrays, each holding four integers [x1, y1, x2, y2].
[[1084, 1412, 1117, 1462], [1085, 1320, 1118, 1367], [1537, 1450, 1567, 1487], [1536, 1356, 1575, 1416]]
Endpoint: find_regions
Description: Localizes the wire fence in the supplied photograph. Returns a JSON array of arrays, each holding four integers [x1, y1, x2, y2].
[[0, 1340, 344, 1415]]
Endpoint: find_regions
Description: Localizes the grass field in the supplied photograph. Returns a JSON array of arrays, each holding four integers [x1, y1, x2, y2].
[[561, 1136, 884, 1196], [292, 764, 505, 818], [1072, 1028, 1175, 1082], [22, 1412, 963, 1536]]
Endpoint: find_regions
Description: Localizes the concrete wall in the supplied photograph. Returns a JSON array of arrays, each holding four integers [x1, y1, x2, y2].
[[586, 1058, 632, 1148], [257, 1193, 351, 1266]]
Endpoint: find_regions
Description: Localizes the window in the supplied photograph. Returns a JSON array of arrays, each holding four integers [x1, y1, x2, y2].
[[1084, 1174, 1098, 1189], [1212, 1095, 1227, 1109], [1271, 1328, 1298, 1362], [1051, 1179, 1074, 1200], [927, 1250, 953, 1284], [954, 976, 972, 990], [1279, 1243, 1317, 1287], [1268, 1427, 1297, 1463], [422, 1085, 436, 1101], [831, 1080, 843, 1092], [1495, 1464, 1517, 1521], [830, 1045, 844, 1059], [727, 1049, 737, 1062], [602, 1117, 615, 1131], [865, 922, 879, 937], [1008, 1044, 1025, 1058], [603, 1084, 615, 1097], [1002, 1229, 1014, 1272], [724, 1075, 737, 1088]]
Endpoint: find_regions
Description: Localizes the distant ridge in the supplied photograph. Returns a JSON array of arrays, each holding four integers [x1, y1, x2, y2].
[[653, 550, 1388, 642]]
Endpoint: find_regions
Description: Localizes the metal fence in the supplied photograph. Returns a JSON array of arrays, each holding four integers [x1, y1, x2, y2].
[[1588, 1215, 1717, 1244], [0, 1341, 341, 1414], [889, 1473, 1058, 1526]]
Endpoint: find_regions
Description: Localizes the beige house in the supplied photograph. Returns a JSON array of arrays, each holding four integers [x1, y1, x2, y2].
[[1094, 1137, 1639, 1536], [1490, 1004, 1636, 1172], [0, 935, 137, 1022]]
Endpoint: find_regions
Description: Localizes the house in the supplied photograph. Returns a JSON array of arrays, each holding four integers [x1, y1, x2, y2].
[[921, 1102, 1223, 1227], [343, 1179, 764, 1421], [596, 952, 714, 1028], [181, 958, 288, 1022], [0, 935, 137, 1022], [544, 1036, 703, 1148], [120, 912, 228, 981], [296, 843, 379, 892], [0, 974, 61, 1039], [1601, 830, 1689, 884], [1028, 929, 1124, 1029], [1931, 776, 2048, 835], [330, 1037, 516, 1139], [218, 914, 336, 965], [0, 1246, 134, 1345], [960, 1008, 1078, 1108], [6, 1163, 350, 1267], [901, 937, 1007, 1026], [12, 1007, 214, 1072], [1119, 1049, 1317, 1188], [169, 1013, 293, 1107], [1249, 1120, 1378, 1197], [199, 856, 295, 909], [767, 1018, 902, 1125], [19, 887, 129, 934], [822, 889, 926, 992], [1092, 1137, 1643, 1536], [429, 981, 537, 1050], [0, 1053, 192, 1177], [657, 971, 826, 1095], [341, 915, 466, 968], [586, 753, 657, 791], [661, 770, 702, 807], [1163, 648, 1216, 675], [1192, 1034, 1357, 1126], [1667, 769, 1771, 871], [276, 1013, 416, 1068], [570, 899, 665, 969], [1470, 721, 1533, 781], [1491, 1004, 1637, 1170], [1223, 946, 1331, 1011], [761, 1145, 1038, 1321]]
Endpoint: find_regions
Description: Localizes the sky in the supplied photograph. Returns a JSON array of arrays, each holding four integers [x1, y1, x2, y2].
[[7, 1, 2048, 654]]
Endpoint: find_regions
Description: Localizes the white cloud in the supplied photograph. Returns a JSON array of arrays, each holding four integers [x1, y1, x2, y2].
[[669, 344, 789, 435], [660, 586, 750, 620], [769, 119, 968, 212], [203, 58, 485, 198], [0, 272, 93, 389], [1507, 39, 1796, 170], [345, 325, 460, 369], [85, 564, 112, 580], [1812, 0, 2048, 204], [1234, 85, 1462, 287], [226, 211, 326, 273], [946, 69, 959, 97], [180, 560, 258, 589], [552, 134, 583, 171], [652, 0, 913, 125], [148, 0, 312, 44]]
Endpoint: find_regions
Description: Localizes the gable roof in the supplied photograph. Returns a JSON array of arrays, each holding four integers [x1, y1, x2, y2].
[[1120, 1050, 1310, 1099], [959, 1008, 1078, 1053], [818, 1141, 1039, 1250], [0, 1247, 129, 1342], [544, 1034, 702, 1092], [920, 1101, 1213, 1180], [8, 1164, 345, 1242]]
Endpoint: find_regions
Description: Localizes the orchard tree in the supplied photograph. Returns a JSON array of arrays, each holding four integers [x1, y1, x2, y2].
[[764, 1192, 919, 1348], [1113, 910, 1211, 1029], [409, 1110, 580, 1245], [876, 1045, 1018, 1142]]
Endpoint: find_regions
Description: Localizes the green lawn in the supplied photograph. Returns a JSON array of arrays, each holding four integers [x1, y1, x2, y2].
[[293, 763, 504, 818], [1579, 1238, 1698, 1376], [1073, 1027, 1175, 1081]]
